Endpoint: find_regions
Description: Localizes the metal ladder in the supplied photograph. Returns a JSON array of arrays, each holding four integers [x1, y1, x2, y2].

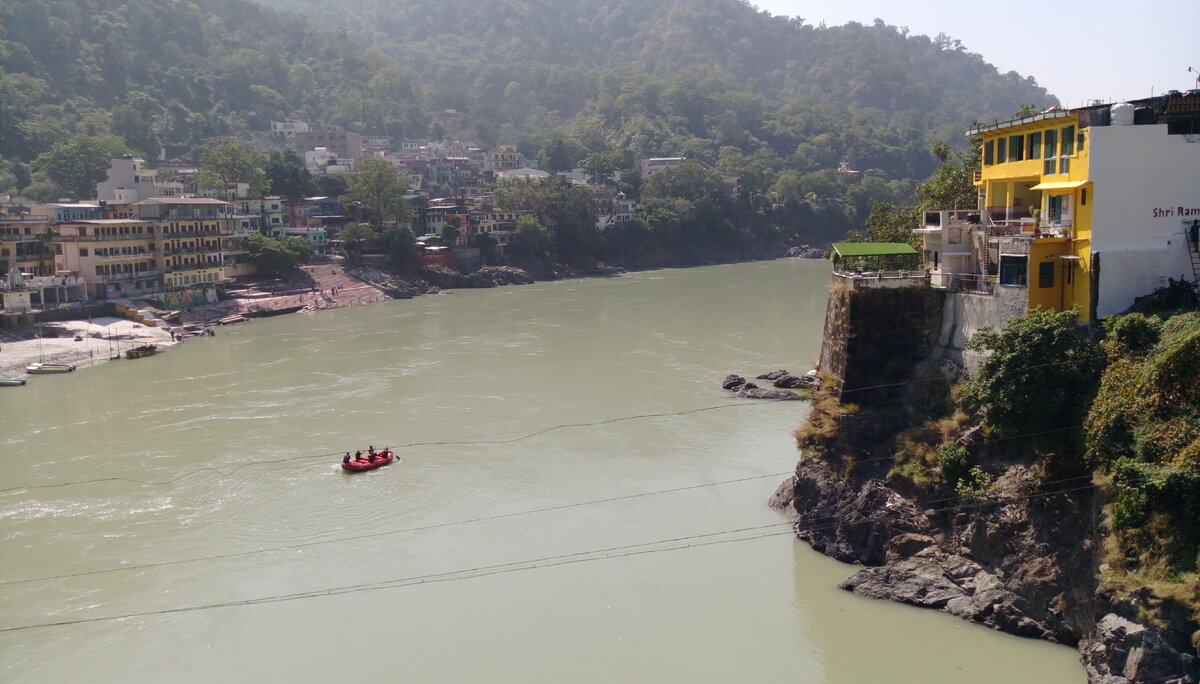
[[1189, 237, 1200, 284]]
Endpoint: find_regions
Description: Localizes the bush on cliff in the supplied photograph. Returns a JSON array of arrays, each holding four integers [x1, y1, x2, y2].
[[1088, 312, 1200, 581], [955, 309, 1104, 458]]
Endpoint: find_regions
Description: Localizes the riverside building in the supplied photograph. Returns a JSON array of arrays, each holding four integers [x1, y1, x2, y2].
[[916, 91, 1200, 322]]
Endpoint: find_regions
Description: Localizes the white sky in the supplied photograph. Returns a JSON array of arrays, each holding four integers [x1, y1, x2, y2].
[[753, 0, 1200, 108]]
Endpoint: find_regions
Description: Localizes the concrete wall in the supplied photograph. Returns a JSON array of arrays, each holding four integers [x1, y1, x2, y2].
[[818, 284, 946, 407], [1088, 125, 1200, 317]]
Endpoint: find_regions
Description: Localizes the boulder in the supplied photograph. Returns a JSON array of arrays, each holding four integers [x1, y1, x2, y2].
[[756, 369, 790, 380], [722, 374, 748, 390], [736, 386, 801, 400]]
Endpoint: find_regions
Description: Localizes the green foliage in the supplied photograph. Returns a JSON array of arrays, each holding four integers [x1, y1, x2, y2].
[[937, 442, 971, 488], [1088, 313, 1200, 577], [1102, 313, 1163, 356], [33, 135, 112, 199], [955, 466, 993, 501], [245, 233, 310, 275], [342, 158, 409, 230], [956, 309, 1103, 445], [513, 215, 551, 259], [196, 143, 267, 197], [264, 149, 314, 202], [381, 226, 417, 268], [439, 219, 461, 246], [338, 222, 376, 258]]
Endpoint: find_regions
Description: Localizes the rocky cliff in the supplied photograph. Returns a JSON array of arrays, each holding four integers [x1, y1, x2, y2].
[[776, 285, 1198, 683]]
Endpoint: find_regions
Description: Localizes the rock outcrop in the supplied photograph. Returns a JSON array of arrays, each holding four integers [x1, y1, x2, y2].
[[773, 449, 1198, 682]]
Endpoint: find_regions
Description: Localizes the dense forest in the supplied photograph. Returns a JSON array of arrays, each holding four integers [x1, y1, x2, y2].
[[0, 0, 1054, 244]]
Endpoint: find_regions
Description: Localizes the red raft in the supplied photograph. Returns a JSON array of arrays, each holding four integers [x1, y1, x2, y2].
[[342, 450, 394, 472]]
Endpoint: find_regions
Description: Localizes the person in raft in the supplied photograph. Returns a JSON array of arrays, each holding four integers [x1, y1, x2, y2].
[[343, 452, 351, 465], [367, 445, 376, 461], [354, 450, 362, 462]]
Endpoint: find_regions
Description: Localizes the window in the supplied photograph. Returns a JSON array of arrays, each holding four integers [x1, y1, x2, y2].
[[80, 248, 88, 257], [1081, 188, 1087, 206], [1028, 131, 1042, 159], [1061, 126, 1075, 156], [1039, 261, 1055, 288], [997, 138, 1007, 164], [1009, 135, 1024, 161], [1043, 129, 1058, 174], [999, 255, 1028, 286], [983, 140, 994, 166]]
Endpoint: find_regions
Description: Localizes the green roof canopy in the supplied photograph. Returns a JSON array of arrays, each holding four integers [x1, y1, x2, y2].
[[831, 242, 919, 258]]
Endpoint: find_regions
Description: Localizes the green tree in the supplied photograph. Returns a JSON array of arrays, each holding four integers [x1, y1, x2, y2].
[[579, 154, 617, 186], [513, 215, 551, 258], [955, 309, 1104, 446], [643, 160, 722, 202], [246, 233, 311, 275], [264, 149, 314, 202], [33, 135, 111, 199], [196, 143, 267, 197], [338, 222, 376, 260], [343, 157, 408, 230], [439, 218, 462, 246], [381, 226, 418, 267]]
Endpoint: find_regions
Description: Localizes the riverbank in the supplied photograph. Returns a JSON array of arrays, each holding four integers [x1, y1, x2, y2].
[[0, 317, 178, 379]]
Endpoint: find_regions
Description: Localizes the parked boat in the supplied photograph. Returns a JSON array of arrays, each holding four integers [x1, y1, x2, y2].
[[342, 449, 395, 472], [26, 362, 76, 374], [0, 377, 27, 386], [125, 344, 158, 359]]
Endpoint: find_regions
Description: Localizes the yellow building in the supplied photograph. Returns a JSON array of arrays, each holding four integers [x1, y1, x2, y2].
[[55, 219, 161, 299], [918, 91, 1200, 322], [0, 216, 54, 278], [136, 198, 239, 288]]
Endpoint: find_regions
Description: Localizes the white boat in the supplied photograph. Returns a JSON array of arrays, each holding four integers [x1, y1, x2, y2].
[[26, 362, 76, 374]]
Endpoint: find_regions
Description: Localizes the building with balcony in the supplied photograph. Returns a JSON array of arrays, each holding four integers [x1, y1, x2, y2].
[[0, 217, 54, 278], [137, 198, 239, 288], [96, 156, 186, 204], [917, 91, 1200, 322], [54, 220, 162, 299]]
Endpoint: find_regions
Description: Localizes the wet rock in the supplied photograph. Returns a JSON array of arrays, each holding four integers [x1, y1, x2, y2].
[[735, 386, 801, 400], [722, 374, 748, 390], [756, 369, 790, 380], [772, 374, 807, 389]]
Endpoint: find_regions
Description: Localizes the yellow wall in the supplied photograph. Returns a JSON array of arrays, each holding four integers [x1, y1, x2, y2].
[[1027, 238, 1072, 313]]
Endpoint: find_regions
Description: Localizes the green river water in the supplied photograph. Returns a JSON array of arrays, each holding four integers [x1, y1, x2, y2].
[[0, 259, 1083, 682]]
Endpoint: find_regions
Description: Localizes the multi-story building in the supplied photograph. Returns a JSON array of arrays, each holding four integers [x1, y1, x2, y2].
[[234, 197, 286, 232], [640, 157, 685, 181], [54, 219, 161, 299], [488, 145, 521, 173], [136, 198, 241, 288], [469, 209, 532, 252], [96, 156, 185, 203], [0, 216, 54, 277], [916, 91, 1200, 322], [294, 126, 363, 162]]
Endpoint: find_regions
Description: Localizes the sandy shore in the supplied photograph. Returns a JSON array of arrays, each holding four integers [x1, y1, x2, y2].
[[0, 317, 178, 379]]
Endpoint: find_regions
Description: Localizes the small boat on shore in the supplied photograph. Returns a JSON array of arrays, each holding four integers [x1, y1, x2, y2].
[[0, 377, 27, 386], [125, 344, 157, 359], [26, 362, 76, 374], [342, 449, 395, 472]]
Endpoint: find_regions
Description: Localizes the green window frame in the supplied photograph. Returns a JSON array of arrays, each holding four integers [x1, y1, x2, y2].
[[1043, 129, 1058, 174], [997, 138, 1008, 164], [984, 140, 994, 166], [1009, 135, 1024, 161], [1028, 131, 1042, 159]]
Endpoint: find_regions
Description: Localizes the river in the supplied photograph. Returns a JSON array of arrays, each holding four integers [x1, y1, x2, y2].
[[0, 259, 1083, 682]]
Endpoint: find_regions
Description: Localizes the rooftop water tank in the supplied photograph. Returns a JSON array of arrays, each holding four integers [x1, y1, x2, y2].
[[1111, 102, 1135, 125]]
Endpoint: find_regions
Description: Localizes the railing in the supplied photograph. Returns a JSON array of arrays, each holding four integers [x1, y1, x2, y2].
[[832, 270, 930, 290], [99, 271, 161, 283]]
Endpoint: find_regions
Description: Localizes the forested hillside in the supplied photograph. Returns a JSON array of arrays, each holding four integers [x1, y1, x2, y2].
[[1, 0, 1054, 241]]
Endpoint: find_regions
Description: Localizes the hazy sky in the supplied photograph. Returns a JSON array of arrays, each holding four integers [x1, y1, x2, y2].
[[753, 0, 1200, 108]]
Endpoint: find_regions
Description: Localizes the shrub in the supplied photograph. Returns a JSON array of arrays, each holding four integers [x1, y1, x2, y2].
[[1102, 313, 1162, 355], [956, 309, 1104, 441], [938, 442, 970, 488], [955, 466, 993, 500]]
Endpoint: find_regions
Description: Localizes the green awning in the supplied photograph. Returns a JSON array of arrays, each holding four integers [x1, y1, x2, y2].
[[831, 242, 919, 258]]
